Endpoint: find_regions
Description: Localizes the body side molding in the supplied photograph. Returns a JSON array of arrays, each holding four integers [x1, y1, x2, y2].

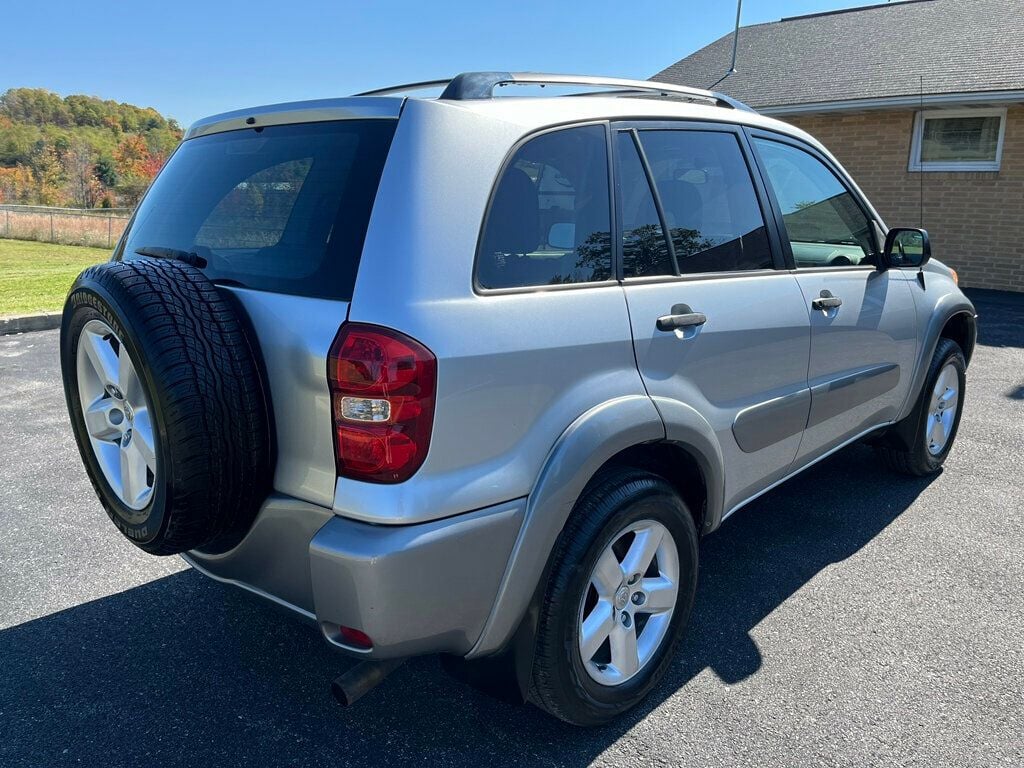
[[808, 364, 900, 427], [732, 389, 812, 454]]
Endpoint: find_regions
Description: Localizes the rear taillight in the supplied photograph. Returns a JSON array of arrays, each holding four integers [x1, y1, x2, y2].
[[327, 323, 436, 483]]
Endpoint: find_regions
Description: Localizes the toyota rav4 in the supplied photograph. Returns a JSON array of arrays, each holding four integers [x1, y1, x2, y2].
[[60, 72, 977, 726]]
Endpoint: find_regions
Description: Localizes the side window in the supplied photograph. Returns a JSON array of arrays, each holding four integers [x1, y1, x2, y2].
[[620, 129, 774, 276], [752, 138, 876, 268], [615, 132, 674, 277], [477, 125, 612, 290]]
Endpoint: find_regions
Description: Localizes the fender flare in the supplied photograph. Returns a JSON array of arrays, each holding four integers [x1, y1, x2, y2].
[[649, 396, 727, 534], [467, 393, 726, 660], [898, 295, 977, 422], [466, 395, 662, 659]]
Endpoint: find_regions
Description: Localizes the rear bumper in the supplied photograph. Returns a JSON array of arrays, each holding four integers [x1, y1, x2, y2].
[[185, 494, 525, 659]]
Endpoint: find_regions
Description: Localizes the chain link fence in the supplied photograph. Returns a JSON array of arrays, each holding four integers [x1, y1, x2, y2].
[[1, 205, 132, 249]]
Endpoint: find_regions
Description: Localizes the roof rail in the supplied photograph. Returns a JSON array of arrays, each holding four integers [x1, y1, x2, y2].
[[354, 79, 453, 97], [353, 72, 756, 112], [439, 72, 755, 111]]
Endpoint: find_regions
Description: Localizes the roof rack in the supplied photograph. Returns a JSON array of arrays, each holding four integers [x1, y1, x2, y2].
[[354, 78, 454, 97], [354, 71, 757, 112]]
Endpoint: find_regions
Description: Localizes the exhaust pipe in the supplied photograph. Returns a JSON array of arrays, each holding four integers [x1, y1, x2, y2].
[[331, 658, 406, 707]]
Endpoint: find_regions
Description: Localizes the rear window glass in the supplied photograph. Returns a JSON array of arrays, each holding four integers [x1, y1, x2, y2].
[[118, 120, 396, 300]]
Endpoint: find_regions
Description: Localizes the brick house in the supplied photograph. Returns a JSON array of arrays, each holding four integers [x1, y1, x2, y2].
[[654, 0, 1024, 292]]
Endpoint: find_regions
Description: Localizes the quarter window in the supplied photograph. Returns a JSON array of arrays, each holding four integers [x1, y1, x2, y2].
[[753, 138, 876, 268], [476, 125, 612, 290]]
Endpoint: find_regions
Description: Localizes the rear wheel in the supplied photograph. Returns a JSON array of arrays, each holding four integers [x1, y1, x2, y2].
[[528, 469, 698, 726]]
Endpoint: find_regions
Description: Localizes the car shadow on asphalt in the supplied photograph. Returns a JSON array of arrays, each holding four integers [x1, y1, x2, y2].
[[1, 445, 937, 768]]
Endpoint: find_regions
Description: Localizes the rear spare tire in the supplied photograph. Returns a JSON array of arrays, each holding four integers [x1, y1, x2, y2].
[[60, 258, 271, 555]]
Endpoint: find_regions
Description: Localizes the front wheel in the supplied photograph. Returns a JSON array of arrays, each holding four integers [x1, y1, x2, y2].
[[528, 469, 698, 726], [875, 337, 966, 476]]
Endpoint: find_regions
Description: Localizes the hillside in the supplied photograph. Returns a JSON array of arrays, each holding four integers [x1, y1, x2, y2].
[[0, 88, 182, 209]]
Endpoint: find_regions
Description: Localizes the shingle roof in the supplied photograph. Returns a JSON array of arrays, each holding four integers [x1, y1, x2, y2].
[[652, 0, 1024, 110]]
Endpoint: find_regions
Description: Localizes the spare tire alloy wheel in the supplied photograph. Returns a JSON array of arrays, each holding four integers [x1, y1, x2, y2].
[[76, 319, 158, 512], [61, 258, 271, 556]]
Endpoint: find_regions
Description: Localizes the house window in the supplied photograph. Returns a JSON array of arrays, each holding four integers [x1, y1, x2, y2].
[[909, 108, 1006, 172]]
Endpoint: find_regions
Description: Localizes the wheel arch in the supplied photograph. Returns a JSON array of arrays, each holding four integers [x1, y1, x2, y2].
[[466, 394, 724, 662], [939, 310, 977, 367], [899, 296, 977, 422]]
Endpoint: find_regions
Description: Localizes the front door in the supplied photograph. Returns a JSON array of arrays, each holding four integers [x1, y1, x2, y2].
[[615, 123, 812, 513], [749, 133, 918, 464]]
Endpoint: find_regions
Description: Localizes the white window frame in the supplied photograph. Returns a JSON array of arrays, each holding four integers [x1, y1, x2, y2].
[[909, 107, 1007, 172]]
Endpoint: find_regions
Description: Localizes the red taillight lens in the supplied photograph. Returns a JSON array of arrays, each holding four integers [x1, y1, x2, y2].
[[327, 323, 436, 483]]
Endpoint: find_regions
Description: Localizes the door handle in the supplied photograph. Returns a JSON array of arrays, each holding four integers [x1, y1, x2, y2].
[[811, 290, 842, 311], [656, 304, 707, 332]]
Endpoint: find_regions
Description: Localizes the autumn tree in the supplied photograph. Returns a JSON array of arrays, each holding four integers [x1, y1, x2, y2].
[[113, 134, 149, 179], [30, 142, 64, 205], [63, 141, 103, 208], [0, 165, 33, 204], [0, 87, 182, 207]]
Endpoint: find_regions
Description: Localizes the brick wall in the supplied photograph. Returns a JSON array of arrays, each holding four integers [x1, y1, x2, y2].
[[783, 106, 1024, 292]]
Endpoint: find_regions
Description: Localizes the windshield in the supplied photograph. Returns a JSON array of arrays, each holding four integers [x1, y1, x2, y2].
[[117, 119, 396, 300]]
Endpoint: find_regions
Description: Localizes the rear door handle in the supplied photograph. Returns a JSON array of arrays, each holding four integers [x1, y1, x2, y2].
[[811, 290, 842, 310], [656, 304, 707, 332]]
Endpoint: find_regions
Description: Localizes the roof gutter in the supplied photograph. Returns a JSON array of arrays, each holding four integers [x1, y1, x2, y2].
[[759, 89, 1024, 116]]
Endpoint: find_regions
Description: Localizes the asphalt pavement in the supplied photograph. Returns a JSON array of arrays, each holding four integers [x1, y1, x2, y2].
[[1, 289, 1021, 767]]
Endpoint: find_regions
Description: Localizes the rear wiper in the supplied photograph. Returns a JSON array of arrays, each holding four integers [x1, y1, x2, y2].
[[135, 246, 208, 268]]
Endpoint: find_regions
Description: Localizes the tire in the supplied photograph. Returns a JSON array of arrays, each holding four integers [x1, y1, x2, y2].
[[60, 258, 271, 555], [875, 337, 966, 476], [528, 468, 699, 726]]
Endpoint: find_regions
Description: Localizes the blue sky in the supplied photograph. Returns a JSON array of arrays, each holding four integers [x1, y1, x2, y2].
[[7, 0, 871, 126]]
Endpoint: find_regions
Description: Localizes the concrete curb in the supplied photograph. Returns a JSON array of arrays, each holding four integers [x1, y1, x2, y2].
[[0, 312, 61, 336]]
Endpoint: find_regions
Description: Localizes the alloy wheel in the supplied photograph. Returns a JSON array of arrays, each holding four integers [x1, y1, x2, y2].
[[577, 519, 679, 686], [75, 319, 158, 510]]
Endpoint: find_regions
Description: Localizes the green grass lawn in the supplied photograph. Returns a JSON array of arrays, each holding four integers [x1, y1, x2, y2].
[[0, 239, 110, 317]]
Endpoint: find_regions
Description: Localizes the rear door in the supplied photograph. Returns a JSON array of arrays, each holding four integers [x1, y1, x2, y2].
[[616, 123, 812, 512], [748, 132, 918, 464]]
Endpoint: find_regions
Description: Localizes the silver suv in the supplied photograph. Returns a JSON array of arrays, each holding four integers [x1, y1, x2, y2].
[[60, 73, 977, 726]]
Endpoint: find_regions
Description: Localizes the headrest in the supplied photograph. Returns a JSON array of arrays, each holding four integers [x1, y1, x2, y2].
[[659, 180, 703, 232], [484, 167, 539, 256]]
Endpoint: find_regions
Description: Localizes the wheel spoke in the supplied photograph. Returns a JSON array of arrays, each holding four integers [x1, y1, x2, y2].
[[640, 576, 677, 614], [132, 407, 157, 470], [592, 548, 624, 598], [120, 441, 150, 505], [83, 398, 122, 441], [620, 526, 663, 580], [580, 600, 616, 661], [81, 330, 119, 389], [939, 387, 957, 411], [609, 623, 640, 677], [118, 345, 144, 404]]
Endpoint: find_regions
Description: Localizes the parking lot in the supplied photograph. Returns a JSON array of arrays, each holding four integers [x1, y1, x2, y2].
[[1, 289, 1021, 767]]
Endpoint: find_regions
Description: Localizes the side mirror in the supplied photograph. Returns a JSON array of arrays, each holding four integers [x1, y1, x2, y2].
[[882, 227, 930, 270]]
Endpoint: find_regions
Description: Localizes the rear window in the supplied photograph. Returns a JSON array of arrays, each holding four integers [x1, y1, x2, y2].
[[118, 120, 396, 300]]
